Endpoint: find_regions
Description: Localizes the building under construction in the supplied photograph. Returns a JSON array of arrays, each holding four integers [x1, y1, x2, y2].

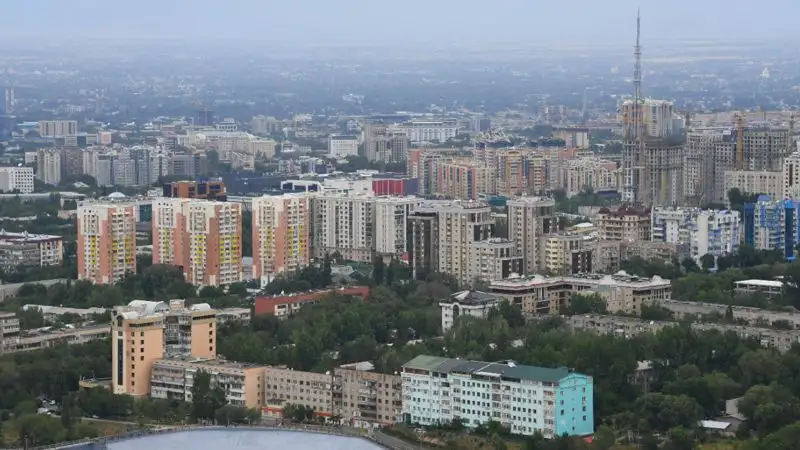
[[621, 13, 686, 207], [685, 125, 791, 204]]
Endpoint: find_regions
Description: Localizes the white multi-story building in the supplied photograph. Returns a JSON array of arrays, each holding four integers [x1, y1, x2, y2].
[[506, 197, 557, 275], [401, 355, 594, 438], [311, 193, 375, 262], [37, 120, 77, 138], [373, 196, 418, 257], [36, 149, 61, 186], [0, 167, 34, 193], [397, 119, 459, 144], [651, 207, 740, 263], [439, 290, 499, 332], [783, 151, 800, 198], [328, 135, 359, 158]]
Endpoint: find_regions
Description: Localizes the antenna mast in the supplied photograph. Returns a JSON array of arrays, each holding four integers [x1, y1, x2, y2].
[[633, 10, 645, 203]]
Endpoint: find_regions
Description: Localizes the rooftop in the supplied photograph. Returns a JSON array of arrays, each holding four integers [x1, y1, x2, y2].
[[490, 271, 669, 289], [734, 279, 783, 288], [441, 290, 499, 306], [403, 355, 574, 383]]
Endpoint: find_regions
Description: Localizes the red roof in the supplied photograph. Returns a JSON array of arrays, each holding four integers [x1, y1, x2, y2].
[[254, 286, 371, 316]]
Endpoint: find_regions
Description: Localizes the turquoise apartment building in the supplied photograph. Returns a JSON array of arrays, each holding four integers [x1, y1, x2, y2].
[[401, 355, 594, 438]]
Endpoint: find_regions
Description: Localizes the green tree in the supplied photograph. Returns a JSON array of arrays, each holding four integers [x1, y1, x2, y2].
[[190, 370, 226, 422], [699, 253, 716, 272], [564, 293, 607, 315], [15, 414, 65, 447]]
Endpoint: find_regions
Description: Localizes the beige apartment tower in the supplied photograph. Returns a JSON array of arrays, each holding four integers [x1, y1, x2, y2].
[[77, 203, 137, 284], [252, 194, 310, 283], [112, 300, 218, 397], [112, 311, 165, 396], [152, 199, 243, 286], [506, 197, 556, 275]]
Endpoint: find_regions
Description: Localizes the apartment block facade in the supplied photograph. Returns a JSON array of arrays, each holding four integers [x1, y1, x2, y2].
[[252, 194, 311, 283], [77, 203, 137, 284], [401, 355, 594, 438], [152, 198, 242, 286], [506, 197, 557, 275], [0, 166, 34, 193], [150, 357, 265, 409], [489, 273, 671, 316], [112, 300, 217, 396]]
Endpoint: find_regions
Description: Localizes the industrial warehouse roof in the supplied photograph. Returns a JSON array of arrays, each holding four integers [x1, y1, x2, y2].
[[403, 355, 573, 383]]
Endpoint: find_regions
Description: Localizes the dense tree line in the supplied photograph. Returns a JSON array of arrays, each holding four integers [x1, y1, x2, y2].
[[1, 264, 253, 317]]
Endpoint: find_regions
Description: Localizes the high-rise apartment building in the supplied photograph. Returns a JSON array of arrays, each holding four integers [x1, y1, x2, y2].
[[621, 97, 685, 205], [112, 309, 164, 396], [467, 238, 522, 284], [0, 166, 34, 193], [686, 127, 791, 204], [407, 149, 445, 195], [744, 196, 800, 260], [111, 299, 217, 396], [408, 206, 440, 280], [252, 194, 311, 283], [430, 201, 493, 287], [401, 355, 594, 438], [37, 120, 77, 138], [506, 197, 557, 275], [724, 170, 783, 205], [783, 151, 800, 198], [77, 203, 137, 284], [311, 193, 374, 262], [436, 159, 497, 200], [36, 148, 62, 186], [373, 196, 418, 257], [152, 199, 242, 286]]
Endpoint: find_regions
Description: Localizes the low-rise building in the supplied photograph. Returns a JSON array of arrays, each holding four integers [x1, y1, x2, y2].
[[490, 272, 671, 315], [0, 231, 63, 267], [334, 363, 403, 428], [734, 279, 784, 298], [263, 366, 335, 418], [22, 305, 107, 323], [150, 356, 266, 408], [401, 355, 594, 438], [564, 312, 800, 353], [439, 290, 499, 332], [216, 308, 252, 325], [254, 287, 370, 317], [3, 324, 110, 354]]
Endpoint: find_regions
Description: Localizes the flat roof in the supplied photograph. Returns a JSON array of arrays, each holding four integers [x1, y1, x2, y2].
[[403, 355, 574, 383], [734, 279, 783, 288]]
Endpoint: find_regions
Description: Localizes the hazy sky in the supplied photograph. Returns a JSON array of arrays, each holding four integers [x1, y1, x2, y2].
[[1, 0, 798, 46]]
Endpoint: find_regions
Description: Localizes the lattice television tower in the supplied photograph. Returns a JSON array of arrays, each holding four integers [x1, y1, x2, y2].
[[622, 10, 645, 203]]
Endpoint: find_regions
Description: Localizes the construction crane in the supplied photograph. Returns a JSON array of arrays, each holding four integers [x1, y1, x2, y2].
[[735, 112, 745, 170]]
